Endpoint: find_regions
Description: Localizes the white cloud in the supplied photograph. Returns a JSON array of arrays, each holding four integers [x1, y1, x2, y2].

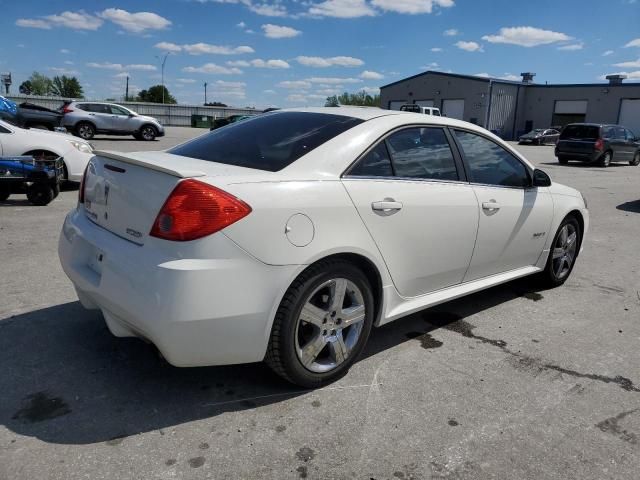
[[474, 72, 520, 81], [209, 80, 247, 98], [86, 62, 157, 71], [443, 28, 458, 36], [177, 78, 196, 83], [421, 62, 440, 70], [249, 3, 288, 17], [277, 80, 312, 89], [159, 43, 254, 55], [155, 41, 183, 52], [361, 86, 380, 94], [599, 70, 640, 80], [474, 72, 490, 78], [482, 26, 571, 47], [99, 8, 171, 34], [613, 58, 640, 68], [183, 63, 243, 74], [49, 67, 80, 75], [431, 47, 443, 52], [306, 76, 362, 84], [296, 56, 364, 67], [262, 24, 301, 38], [287, 93, 308, 103], [113, 72, 130, 78], [308, 0, 376, 18], [17, 10, 103, 30], [60, 49, 70, 54], [263, 89, 276, 94], [64, 60, 74, 65], [454, 40, 483, 52], [371, 0, 454, 14], [624, 38, 640, 48], [251, 59, 290, 68], [360, 70, 384, 79], [602, 50, 614, 56], [558, 43, 583, 51], [237, 21, 247, 28], [227, 60, 251, 67]]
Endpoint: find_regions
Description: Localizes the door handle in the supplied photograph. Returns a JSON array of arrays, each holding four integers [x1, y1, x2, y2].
[[482, 201, 501, 211], [372, 200, 403, 212]]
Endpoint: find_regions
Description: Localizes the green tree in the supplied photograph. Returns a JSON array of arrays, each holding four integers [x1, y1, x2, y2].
[[24, 72, 54, 96], [325, 90, 380, 107], [19, 80, 33, 95], [137, 85, 177, 104], [51, 75, 84, 98]]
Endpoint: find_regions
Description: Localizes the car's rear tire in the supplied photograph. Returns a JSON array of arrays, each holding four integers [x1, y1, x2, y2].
[[139, 125, 157, 141], [265, 259, 375, 388], [26, 184, 55, 206], [538, 215, 581, 288], [558, 156, 569, 164], [599, 151, 612, 167], [0, 184, 10, 201], [630, 152, 640, 166], [75, 122, 95, 140]]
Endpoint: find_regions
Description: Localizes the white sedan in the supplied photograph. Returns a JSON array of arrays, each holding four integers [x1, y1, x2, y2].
[[58, 108, 588, 387], [0, 119, 93, 181]]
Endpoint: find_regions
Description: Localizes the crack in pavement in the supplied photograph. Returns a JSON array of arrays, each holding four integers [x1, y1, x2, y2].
[[422, 313, 640, 393]]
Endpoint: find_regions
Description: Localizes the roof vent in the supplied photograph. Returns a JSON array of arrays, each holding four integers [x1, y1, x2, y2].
[[605, 74, 627, 85], [520, 72, 536, 83]]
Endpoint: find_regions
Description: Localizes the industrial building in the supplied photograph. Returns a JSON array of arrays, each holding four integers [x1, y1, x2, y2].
[[380, 71, 640, 140]]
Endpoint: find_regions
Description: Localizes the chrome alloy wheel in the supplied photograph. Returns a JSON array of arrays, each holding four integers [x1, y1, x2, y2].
[[141, 126, 156, 140], [294, 278, 366, 373], [552, 223, 578, 280], [78, 124, 93, 139]]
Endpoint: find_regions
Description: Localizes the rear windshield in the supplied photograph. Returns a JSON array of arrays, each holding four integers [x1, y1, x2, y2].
[[169, 112, 364, 172], [560, 125, 600, 140]]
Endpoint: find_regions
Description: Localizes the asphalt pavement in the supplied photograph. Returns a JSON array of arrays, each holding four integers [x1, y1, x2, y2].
[[1, 128, 639, 480]]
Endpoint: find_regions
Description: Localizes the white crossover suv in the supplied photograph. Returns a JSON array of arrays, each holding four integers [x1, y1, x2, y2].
[[59, 108, 588, 387]]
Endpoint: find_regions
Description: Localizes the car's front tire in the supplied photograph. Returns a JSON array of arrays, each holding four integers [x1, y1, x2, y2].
[[139, 125, 157, 141], [265, 259, 375, 388], [539, 215, 581, 288], [558, 156, 569, 165]]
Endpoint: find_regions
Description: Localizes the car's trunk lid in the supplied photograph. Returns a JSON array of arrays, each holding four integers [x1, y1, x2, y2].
[[83, 150, 261, 245]]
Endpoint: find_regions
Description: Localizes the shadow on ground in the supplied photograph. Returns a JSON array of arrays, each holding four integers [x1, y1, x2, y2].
[[617, 200, 640, 213], [0, 277, 544, 445]]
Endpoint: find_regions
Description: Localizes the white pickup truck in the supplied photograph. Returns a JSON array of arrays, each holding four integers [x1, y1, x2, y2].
[[399, 104, 441, 116]]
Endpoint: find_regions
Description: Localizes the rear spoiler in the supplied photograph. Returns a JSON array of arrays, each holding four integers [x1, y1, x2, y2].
[[94, 150, 207, 178]]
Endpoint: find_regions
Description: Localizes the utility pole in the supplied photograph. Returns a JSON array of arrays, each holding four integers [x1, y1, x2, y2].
[[155, 52, 170, 104], [125, 75, 129, 102], [204, 82, 207, 105]]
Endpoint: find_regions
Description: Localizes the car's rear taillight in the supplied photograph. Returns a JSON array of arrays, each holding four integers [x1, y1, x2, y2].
[[150, 179, 252, 242], [78, 164, 89, 204], [63, 106, 74, 113], [594, 138, 604, 151]]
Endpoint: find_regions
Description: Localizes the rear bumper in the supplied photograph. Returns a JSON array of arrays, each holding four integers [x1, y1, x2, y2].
[[58, 209, 298, 367], [555, 149, 600, 163]]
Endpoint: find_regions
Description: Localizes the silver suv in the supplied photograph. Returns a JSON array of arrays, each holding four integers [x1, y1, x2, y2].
[[61, 102, 165, 141]]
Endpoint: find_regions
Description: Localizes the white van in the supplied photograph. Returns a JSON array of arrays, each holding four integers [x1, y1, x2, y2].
[[399, 104, 441, 116]]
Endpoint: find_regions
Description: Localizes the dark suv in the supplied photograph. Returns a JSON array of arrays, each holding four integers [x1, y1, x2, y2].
[[555, 123, 640, 167]]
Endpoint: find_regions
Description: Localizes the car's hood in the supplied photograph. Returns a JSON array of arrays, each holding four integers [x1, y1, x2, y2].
[[549, 181, 581, 198], [18, 126, 77, 141]]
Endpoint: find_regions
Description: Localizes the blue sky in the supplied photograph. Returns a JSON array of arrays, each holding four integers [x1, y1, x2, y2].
[[1, 0, 639, 108]]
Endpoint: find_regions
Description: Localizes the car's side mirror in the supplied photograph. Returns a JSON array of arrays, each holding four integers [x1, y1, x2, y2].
[[533, 169, 551, 187]]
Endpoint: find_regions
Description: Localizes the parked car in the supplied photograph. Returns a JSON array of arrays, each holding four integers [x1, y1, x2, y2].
[[399, 104, 441, 116], [14, 103, 65, 131], [555, 123, 640, 167], [518, 128, 560, 145], [210, 114, 255, 130], [0, 118, 93, 181], [61, 101, 165, 141], [59, 108, 588, 387]]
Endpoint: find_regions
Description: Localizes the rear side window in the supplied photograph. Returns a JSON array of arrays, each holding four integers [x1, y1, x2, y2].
[[349, 143, 394, 177], [386, 127, 458, 180], [560, 125, 600, 140], [169, 112, 363, 172]]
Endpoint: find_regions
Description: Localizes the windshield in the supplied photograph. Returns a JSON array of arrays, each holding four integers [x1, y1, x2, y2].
[[169, 112, 364, 172]]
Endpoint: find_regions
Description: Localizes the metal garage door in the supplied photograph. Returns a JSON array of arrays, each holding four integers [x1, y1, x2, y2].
[[415, 100, 435, 108], [442, 99, 465, 120], [389, 101, 407, 110], [619, 99, 640, 136], [552, 100, 588, 127]]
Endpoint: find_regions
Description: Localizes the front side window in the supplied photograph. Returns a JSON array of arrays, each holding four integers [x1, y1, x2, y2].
[[110, 105, 129, 116], [169, 112, 363, 172], [625, 129, 636, 141], [386, 127, 458, 181], [455, 130, 529, 187]]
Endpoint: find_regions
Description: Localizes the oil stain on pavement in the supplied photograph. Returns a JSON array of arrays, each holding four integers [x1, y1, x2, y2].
[[12, 391, 71, 423]]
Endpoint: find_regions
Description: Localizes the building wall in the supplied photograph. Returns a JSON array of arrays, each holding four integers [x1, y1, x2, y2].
[[380, 73, 491, 125], [518, 85, 640, 135]]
